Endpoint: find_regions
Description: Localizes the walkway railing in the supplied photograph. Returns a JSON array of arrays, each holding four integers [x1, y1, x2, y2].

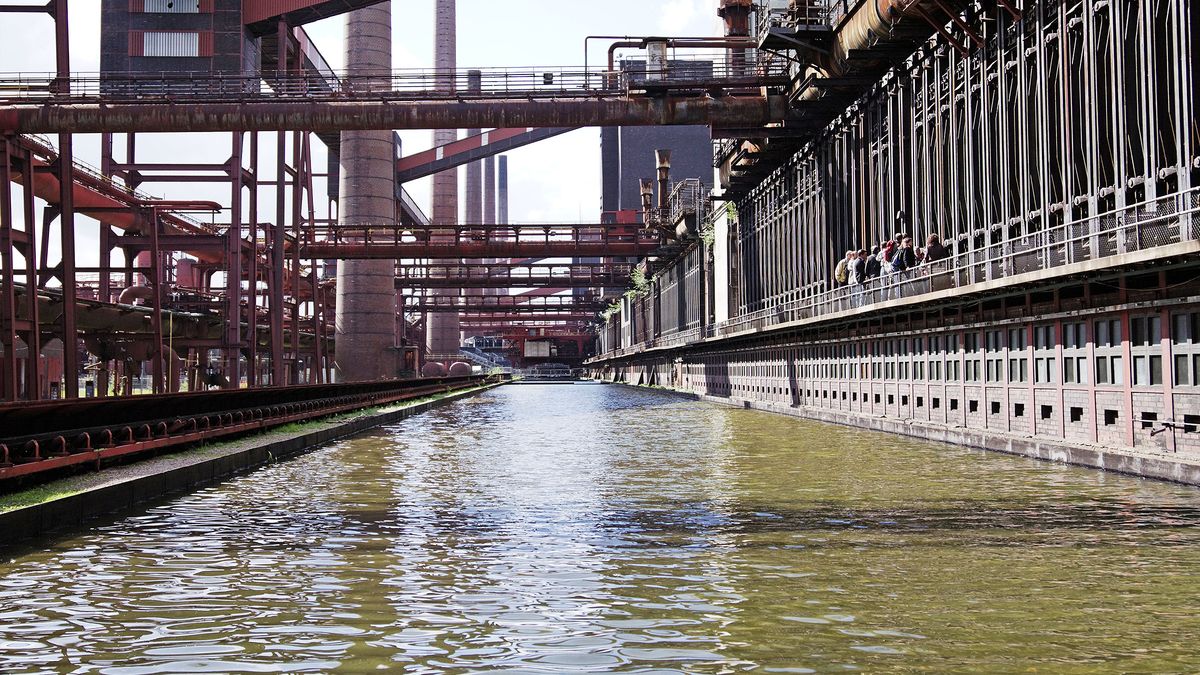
[[597, 187, 1200, 359], [0, 61, 789, 104]]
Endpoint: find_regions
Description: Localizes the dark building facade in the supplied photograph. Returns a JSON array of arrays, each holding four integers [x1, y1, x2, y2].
[[600, 60, 714, 215], [101, 0, 259, 79]]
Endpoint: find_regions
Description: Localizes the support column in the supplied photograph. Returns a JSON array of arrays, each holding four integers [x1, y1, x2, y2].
[[335, 2, 398, 382]]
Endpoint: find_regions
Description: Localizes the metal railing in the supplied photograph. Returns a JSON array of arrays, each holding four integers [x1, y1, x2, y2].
[[669, 178, 707, 225], [302, 222, 659, 248], [597, 187, 1200, 359], [0, 60, 790, 104]]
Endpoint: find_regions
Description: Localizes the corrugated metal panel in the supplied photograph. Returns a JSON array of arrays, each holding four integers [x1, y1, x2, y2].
[[128, 31, 145, 57], [198, 31, 213, 57], [141, 0, 203, 12], [143, 31, 200, 57]]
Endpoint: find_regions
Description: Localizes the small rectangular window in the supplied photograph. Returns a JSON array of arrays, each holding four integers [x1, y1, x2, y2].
[[932, 397, 941, 409], [901, 395, 909, 406], [969, 400, 979, 413], [887, 394, 894, 405], [991, 401, 1001, 414], [951, 399, 959, 411], [917, 396, 924, 407], [1141, 412, 1158, 430], [1104, 409, 1119, 425], [1070, 407, 1083, 423], [1185, 414, 1200, 433], [1041, 405, 1053, 420], [1014, 403, 1025, 417]]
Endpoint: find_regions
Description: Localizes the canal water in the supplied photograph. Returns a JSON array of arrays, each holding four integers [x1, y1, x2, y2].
[[3, 384, 1200, 673]]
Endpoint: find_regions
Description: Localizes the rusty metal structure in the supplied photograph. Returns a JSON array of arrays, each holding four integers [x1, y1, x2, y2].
[[7, 0, 1192, 480], [0, 0, 786, 414], [591, 0, 1200, 458]]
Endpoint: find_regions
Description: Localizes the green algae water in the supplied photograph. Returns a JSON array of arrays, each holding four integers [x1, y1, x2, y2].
[[2, 383, 1200, 673]]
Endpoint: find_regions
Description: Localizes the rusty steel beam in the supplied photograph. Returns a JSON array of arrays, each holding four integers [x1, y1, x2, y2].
[[396, 127, 574, 183], [303, 241, 659, 259], [0, 96, 789, 135], [396, 274, 628, 289]]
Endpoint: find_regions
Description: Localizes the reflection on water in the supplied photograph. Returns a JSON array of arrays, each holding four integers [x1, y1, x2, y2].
[[2, 384, 1200, 672]]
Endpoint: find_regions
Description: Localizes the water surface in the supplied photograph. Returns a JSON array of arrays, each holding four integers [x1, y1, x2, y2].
[[2, 384, 1199, 672]]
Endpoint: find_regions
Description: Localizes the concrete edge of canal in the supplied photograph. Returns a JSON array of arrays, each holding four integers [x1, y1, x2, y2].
[[0, 382, 505, 549], [607, 382, 1200, 487]]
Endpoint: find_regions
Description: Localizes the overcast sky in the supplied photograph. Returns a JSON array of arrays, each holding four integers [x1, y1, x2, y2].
[[3, 0, 722, 268]]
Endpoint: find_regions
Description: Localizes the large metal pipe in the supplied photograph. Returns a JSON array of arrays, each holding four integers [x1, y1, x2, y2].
[[798, 0, 971, 100], [0, 96, 787, 134], [334, 2, 397, 382]]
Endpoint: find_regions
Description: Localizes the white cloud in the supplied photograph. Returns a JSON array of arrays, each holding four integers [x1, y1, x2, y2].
[[658, 0, 712, 34]]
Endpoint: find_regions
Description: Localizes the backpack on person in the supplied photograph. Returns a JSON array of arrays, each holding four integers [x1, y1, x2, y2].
[[835, 258, 849, 284]]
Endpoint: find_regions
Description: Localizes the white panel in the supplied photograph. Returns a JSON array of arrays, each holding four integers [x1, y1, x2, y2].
[[143, 31, 199, 57], [144, 0, 201, 13]]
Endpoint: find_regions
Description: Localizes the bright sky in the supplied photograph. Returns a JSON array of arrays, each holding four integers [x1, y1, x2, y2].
[[2, 0, 723, 268]]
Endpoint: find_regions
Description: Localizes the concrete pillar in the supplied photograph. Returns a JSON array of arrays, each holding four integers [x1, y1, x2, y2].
[[334, 3, 396, 382], [426, 0, 460, 360]]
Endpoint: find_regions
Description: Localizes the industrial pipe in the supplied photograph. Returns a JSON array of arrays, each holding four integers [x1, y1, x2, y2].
[[656, 149, 671, 212], [116, 285, 154, 305], [799, 0, 972, 101], [605, 37, 759, 82], [0, 96, 790, 135]]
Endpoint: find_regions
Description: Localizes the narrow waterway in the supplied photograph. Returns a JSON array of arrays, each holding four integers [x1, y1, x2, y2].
[[3, 384, 1200, 673]]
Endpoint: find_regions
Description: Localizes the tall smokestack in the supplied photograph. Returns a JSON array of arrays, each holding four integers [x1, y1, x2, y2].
[[719, 0, 753, 76], [484, 156, 496, 226], [465, 70, 483, 226], [482, 149, 497, 298], [426, 0, 460, 362], [334, 3, 396, 382], [498, 155, 509, 225]]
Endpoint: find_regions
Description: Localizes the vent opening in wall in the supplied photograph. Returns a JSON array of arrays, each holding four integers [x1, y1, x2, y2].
[[841, 391, 847, 400], [1185, 414, 1200, 433], [933, 397, 941, 409], [1041, 405, 1053, 420], [874, 394, 881, 404], [1141, 412, 1158, 429], [917, 396, 924, 408], [1104, 409, 1119, 426], [1070, 407, 1083, 423], [950, 399, 959, 411], [968, 400, 978, 413], [887, 394, 894, 405], [852, 392, 857, 402], [991, 401, 1001, 414], [1015, 403, 1025, 417], [901, 395, 909, 406]]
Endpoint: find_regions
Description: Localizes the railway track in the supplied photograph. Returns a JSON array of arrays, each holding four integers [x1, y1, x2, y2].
[[0, 376, 493, 485]]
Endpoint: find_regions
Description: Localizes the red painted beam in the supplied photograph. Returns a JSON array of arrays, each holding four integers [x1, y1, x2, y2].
[[301, 241, 659, 259], [395, 127, 573, 182], [242, 0, 387, 31]]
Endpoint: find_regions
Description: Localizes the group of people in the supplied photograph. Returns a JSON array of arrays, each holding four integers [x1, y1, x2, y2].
[[834, 233, 951, 287]]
